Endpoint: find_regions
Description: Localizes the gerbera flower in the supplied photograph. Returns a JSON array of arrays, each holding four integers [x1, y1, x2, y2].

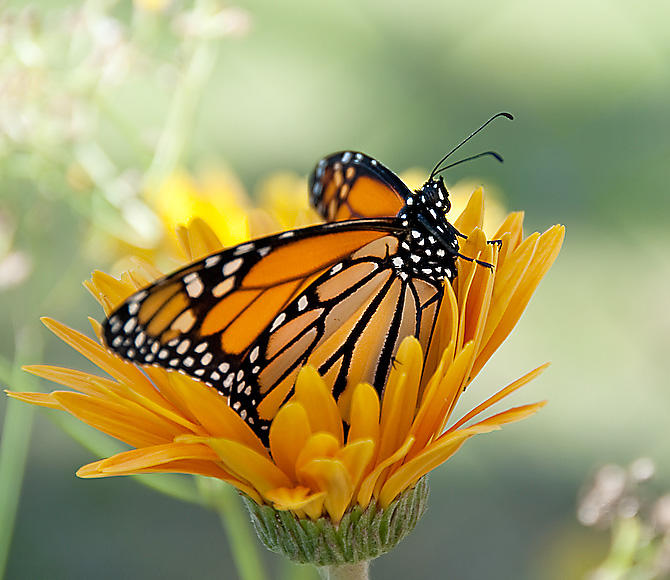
[[8, 186, 563, 569]]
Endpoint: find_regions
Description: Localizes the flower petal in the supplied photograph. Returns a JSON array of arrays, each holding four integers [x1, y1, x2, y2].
[[195, 437, 291, 494], [265, 486, 326, 513], [356, 436, 415, 507], [52, 391, 180, 447], [473, 225, 564, 375], [447, 363, 550, 433], [378, 424, 496, 508], [269, 402, 312, 481], [295, 432, 340, 474], [6, 390, 61, 409], [337, 439, 375, 488], [298, 458, 353, 523], [377, 337, 422, 463], [347, 383, 380, 445], [41, 318, 169, 408], [293, 366, 343, 444], [453, 187, 484, 235], [165, 373, 267, 456]]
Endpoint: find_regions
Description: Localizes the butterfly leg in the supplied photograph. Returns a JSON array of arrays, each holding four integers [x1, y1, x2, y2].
[[457, 253, 494, 270]]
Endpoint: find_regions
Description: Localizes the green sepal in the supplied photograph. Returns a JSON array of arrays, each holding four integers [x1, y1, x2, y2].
[[242, 477, 429, 566]]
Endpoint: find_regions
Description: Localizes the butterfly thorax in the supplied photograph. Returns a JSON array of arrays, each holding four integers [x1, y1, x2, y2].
[[392, 177, 459, 284]]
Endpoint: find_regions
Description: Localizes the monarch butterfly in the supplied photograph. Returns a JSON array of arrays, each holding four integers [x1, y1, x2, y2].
[[103, 113, 512, 442]]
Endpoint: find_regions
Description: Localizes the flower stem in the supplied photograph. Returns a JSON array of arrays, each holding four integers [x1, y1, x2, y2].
[[0, 332, 40, 578], [198, 478, 268, 580], [318, 562, 370, 580]]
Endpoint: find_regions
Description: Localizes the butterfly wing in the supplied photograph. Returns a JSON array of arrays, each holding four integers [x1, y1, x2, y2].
[[232, 235, 443, 434], [309, 151, 411, 222], [103, 218, 442, 440]]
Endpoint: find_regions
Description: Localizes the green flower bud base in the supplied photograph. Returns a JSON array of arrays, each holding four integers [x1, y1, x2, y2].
[[242, 477, 429, 566]]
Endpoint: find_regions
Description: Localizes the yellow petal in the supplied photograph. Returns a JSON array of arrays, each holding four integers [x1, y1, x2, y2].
[[298, 458, 353, 523], [377, 337, 423, 463], [295, 432, 340, 475], [183, 217, 226, 261], [356, 436, 415, 508], [269, 402, 312, 481], [378, 424, 496, 508], [85, 270, 137, 313], [52, 391, 181, 447], [77, 455, 255, 498], [469, 401, 547, 430], [348, 383, 380, 445], [423, 281, 459, 383], [265, 486, 326, 512], [447, 363, 550, 433], [473, 225, 564, 375], [195, 437, 291, 494], [337, 439, 375, 488], [41, 318, 168, 408], [95, 442, 219, 473], [493, 211, 524, 251], [409, 342, 475, 457], [293, 366, 343, 444], [5, 390, 61, 409], [22, 365, 118, 396], [453, 187, 484, 236], [165, 373, 267, 457]]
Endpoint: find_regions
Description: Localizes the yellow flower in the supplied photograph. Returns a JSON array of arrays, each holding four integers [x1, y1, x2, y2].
[[8, 188, 564, 526]]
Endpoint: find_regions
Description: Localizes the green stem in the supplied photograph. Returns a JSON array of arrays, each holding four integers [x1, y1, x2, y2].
[[318, 561, 370, 580], [198, 478, 268, 580], [0, 332, 40, 579], [143, 0, 220, 188]]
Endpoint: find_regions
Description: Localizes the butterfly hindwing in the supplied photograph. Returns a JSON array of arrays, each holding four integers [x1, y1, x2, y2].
[[309, 151, 411, 222]]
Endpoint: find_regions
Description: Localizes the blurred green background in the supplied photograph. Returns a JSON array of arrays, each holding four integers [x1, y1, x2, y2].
[[1, 0, 669, 578]]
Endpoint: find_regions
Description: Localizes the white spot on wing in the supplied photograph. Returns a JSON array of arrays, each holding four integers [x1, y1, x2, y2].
[[223, 258, 243, 276]]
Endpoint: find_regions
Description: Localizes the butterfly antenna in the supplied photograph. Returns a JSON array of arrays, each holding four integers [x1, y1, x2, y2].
[[429, 112, 513, 180], [433, 151, 504, 175]]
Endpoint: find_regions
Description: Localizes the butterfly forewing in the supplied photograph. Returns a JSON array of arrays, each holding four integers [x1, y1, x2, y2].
[[309, 151, 411, 222]]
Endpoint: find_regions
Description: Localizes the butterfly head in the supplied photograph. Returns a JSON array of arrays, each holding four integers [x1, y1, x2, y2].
[[417, 175, 451, 215]]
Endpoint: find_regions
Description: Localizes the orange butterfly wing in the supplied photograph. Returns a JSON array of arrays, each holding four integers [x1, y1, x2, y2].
[[309, 151, 410, 222]]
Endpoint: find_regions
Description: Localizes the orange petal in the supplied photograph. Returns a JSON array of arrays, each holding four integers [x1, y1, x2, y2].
[[85, 270, 137, 314], [348, 383, 380, 445], [183, 217, 225, 261], [356, 436, 415, 508], [52, 391, 179, 447], [378, 424, 497, 507], [6, 390, 61, 409], [493, 211, 524, 251], [337, 439, 375, 488], [265, 486, 326, 513], [192, 437, 291, 494], [166, 373, 267, 456], [447, 363, 550, 433], [378, 337, 422, 463], [409, 341, 475, 457], [269, 402, 312, 481], [40, 318, 168, 408], [473, 226, 564, 375], [298, 458, 353, 523], [453, 187, 484, 236], [94, 442, 219, 473], [295, 432, 340, 475], [293, 366, 343, 444], [423, 281, 458, 383]]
